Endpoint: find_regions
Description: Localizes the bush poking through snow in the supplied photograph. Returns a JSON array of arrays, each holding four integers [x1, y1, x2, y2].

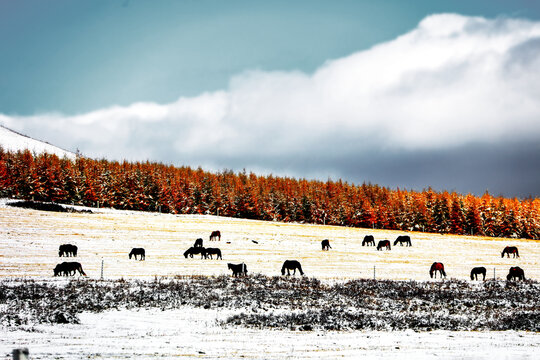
[[0, 275, 538, 331]]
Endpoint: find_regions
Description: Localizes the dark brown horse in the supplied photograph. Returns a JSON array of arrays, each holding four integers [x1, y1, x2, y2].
[[129, 248, 145, 261], [501, 246, 519, 258], [377, 240, 391, 251], [470, 266, 486, 280], [394, 235, 412, 247], [53, 262, 87, 276], [210, 230, 221, 241], [507, 266, 525, 281], [59, 244, 78, 257], [194, 238, 203, 248], [321, 239, 331, 251], [184, 247, 206, 259], [362, 235, 375, 246], [430, 262, 446, 279], [204, 247, 222, 260], [228, 263, 248, 277], [281, 260, 304, 276]]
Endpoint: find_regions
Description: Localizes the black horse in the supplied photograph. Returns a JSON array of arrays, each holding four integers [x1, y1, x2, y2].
[[204, 247, 222, 260], [281, 260, 304, 276], [210, 230, 221, 241], [501, 246, 519, 258], [129, 248, 145, 261], [377, 240, 391, 251], [184, 247, 206, 259], [53, 262, 87, 276], [394, 235, 412, 247], [194, 238, 203, 248], [228, 263, 248, 277], [321, 239, 332, 251], [59, 244, 78, 257], [507, 266, 525, 281], [470, 266, 486, 280], [430, 262, 446, 279], [362, 235, 375, 246]]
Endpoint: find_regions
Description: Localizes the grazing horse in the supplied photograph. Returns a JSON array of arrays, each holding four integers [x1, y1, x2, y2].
[[204, 247, 222, 260], [507, 266, 525, 281], [184, 247, 206, 259], [129, 248, 145, 261], [210, 230, 221, 241], [377, 240, 391, 251], [470, 266, 486, 281], [394, 235, 412, 247], [194, 238, 203, 248], [430, 262, 446, 279], [228, 263, 248, 277], [321, 239, 332, 251], [53, 262, 87, 276], [362, 235, 375, 246], [501, 246, 519, 258], [281, 260, 304, 276], [59, 244, 78, 257]]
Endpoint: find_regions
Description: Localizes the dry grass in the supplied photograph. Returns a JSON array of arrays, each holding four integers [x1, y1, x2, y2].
[[0, 204, 538, 281]]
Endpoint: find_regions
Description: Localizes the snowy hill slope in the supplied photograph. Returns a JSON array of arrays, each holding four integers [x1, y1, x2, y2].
[[0, 125, 76, 159]]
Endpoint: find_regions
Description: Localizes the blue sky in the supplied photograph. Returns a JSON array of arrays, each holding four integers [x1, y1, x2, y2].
[[2, 0, 539, 115], [1, 1, 540, 198]]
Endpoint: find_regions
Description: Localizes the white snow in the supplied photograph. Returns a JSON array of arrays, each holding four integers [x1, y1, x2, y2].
[[1, 307, 538, 359], [0, 125, 76, 159]]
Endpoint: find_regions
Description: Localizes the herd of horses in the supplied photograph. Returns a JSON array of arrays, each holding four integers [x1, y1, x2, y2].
[[52, 232, 527, 282]]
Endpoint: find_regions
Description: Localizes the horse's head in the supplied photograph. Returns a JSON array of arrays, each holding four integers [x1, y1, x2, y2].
[[53, 266, 60, 276]]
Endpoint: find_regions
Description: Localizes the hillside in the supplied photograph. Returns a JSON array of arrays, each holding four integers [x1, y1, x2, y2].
[[0, 125, 75, 159]]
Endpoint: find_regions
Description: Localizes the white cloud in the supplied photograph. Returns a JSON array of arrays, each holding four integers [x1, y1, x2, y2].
[[2, 13, 540, 176]]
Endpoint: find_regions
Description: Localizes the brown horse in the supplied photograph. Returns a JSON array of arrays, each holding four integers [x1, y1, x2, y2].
[[228, 263, 248, 277], [321, 239, 332, 251], [281, 260, 304, 276], [507, 266, 525, 281], [501, 246, 519, 258], [377, 240, 391, 251], [394, 235, 412, 247], [470, 266, 486, 280], [53, 262, 87, 276], [59, 244, 78, 257], [430, 262, 446, 279], [210, 230, 221, 241], [129, 248, 145, 261], [362, 235, 375, 246]]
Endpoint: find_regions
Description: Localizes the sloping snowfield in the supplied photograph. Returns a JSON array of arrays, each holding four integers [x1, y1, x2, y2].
[[0, 200, 538, 281], [1, 200, 539, 359]]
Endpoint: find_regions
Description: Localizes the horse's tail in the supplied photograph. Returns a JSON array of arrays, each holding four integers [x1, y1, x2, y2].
[[516, 248, 520, 257], [218, 249, 222, 259], [243, 263, 248, 274], [441, 267, 446, 278]]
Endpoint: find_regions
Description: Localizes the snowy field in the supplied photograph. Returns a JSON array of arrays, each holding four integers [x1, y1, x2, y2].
[[2, 307, 539, 360], [0, 199, 538, 281], [1, 200, 539, 359]]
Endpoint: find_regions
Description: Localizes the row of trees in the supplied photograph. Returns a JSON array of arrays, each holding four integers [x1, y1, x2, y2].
[[1, 148, 539, 239]]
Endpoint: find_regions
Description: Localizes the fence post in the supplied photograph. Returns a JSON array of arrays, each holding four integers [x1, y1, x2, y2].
[[158, 205, 161, 213], [373, 266, 376, 280], [493, 267, 496, 280], [100, 259, 104, 280]]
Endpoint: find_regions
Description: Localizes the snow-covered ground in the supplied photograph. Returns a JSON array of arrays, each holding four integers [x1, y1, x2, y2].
[[1, 307, 539, 359], [0, 125, 75, 159], [0, 200, 538, 281]]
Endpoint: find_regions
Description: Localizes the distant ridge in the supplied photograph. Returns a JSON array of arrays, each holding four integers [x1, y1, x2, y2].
[[0, 125, 76, 160]]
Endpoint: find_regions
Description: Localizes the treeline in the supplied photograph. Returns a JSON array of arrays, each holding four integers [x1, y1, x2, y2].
[[0, 148, 539, 239]]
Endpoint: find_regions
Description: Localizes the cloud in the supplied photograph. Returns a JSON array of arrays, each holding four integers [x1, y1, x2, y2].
[[2, 13, 540, 196]]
